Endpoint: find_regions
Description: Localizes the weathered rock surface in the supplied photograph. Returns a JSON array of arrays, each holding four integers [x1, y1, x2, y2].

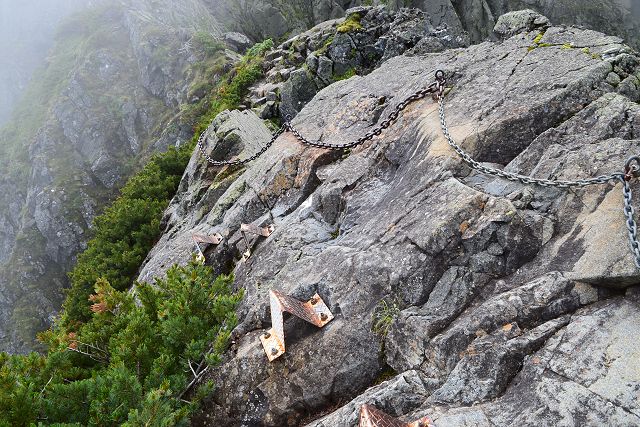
[[138, 109, 275, 283], [135, 14, 640, 426], [320, 296, 640, 426], [382, 0, 640, 50], [3, 0, 640, 357], [252, 6, 469, 120]]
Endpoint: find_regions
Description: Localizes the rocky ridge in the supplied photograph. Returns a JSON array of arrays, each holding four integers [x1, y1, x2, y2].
[[389, 0, 640, 50], [212, 0, 640, 50], [1, 0, 638, 356], [247, 6, 469, 122], [136, 9, 640, 426]]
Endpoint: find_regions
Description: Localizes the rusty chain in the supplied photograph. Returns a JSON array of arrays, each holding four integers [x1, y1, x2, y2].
[[196, 122, 288, 166], [286, 80, 441, 149], [196, 85, 440, 164], [195, 70, 640, 268], [434, 74, 640, 268]]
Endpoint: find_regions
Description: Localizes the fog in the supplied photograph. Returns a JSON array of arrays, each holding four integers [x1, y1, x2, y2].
[[0, 0, 90, 125]]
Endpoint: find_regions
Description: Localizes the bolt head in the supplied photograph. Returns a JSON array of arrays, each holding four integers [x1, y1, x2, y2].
[[271, 348, 279, 355], [263, 332, 271, 339], [320, 313, 328, 321]]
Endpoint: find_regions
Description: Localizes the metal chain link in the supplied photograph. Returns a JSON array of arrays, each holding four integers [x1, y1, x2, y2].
[[622, 158, 640, 268], [286, 82, 440, 150], [196, 76, 440, 164], [196, 123, 288, 166], [436, 93, 625, 188], [435, 72, 640, 269], [194, 69, 640, 269]]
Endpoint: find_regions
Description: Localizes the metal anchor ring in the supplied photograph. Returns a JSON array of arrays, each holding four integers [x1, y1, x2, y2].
[[434, 70, 446, 97], [624, 156, 640, 181]]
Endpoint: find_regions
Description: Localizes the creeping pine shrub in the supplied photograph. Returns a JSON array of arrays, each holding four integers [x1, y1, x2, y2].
[[189, 39, 274, 137], [0, 262, 242, 426], [63, 143, 193, 325]]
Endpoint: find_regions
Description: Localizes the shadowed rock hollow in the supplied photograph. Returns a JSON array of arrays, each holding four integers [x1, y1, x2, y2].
[[136, 12, 640, 427]]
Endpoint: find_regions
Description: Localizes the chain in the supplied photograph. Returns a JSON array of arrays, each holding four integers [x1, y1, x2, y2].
[[286, 81, 440, 150], [194, 69, 640, 269], [196, 123, 288, 166], [196, 76, 441, 164], [622, 157, 640, 267], [436, 93, 625, 187], [435, 72, 640, 269]]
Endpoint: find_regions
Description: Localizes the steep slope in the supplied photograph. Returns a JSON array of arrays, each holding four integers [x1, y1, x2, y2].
[[0, 0, 377, 355], [0, 2, 467, 354], [0, 0, 637, 356], [135, 12, 640, 426], [0, 0, 229, 353]]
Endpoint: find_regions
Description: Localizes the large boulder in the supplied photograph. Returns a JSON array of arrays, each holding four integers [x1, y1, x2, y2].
[[279, 69, 319, 120], [493, 9, 550, 38], [140, 18, 640, 427], [224, 32, 253, 53]]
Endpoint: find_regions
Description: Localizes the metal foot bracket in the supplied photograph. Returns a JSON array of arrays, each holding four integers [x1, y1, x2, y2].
[[240, 223, 275, 261], [359, 405, 434, 427], [260, 289, 334, 361], [191, 232, 223, 263]]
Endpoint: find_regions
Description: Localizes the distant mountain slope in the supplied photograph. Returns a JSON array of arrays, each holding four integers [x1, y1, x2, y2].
[[0, 0, 229, 353], [0, 0, 90, 126]]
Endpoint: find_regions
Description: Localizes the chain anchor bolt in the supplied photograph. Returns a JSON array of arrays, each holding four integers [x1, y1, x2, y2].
[[624, 156, 640, 181], [433, 69, 446, 98]]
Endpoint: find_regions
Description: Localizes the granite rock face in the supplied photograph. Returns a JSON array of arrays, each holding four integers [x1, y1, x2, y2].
[[249, 6, 469, 120], [377, 0, 640, 50], [136, 14, 640, 426]]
